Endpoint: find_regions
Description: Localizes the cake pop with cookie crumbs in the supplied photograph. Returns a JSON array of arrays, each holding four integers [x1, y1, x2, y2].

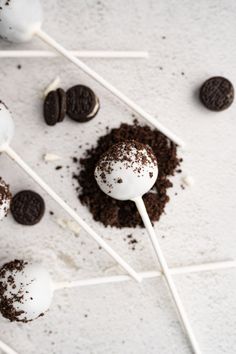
[[95, 140, 158, 201], [0, 260, 54, 322]]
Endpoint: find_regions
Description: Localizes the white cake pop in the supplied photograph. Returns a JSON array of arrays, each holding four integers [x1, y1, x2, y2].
[[0, 0, 43, 43], [95, 140, 158, 201], [0, 260, 54, 322], [0, 177, 11, 220], [0, 101, 14, 151]]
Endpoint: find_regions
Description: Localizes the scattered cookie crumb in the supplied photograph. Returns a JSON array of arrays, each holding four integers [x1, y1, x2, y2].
[[124, 234, 138, 251], [55, 166, 62, 170]]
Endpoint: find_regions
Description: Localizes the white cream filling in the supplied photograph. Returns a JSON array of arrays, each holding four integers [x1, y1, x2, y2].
[[87, 96, 100, 118]]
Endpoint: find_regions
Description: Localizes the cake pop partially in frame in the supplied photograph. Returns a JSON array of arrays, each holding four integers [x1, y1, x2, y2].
[[0, 260, 53, 322]]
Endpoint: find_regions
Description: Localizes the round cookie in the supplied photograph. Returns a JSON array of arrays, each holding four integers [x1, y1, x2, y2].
[[11, 190, 45, 225], [66, 85, 100, 122], [200, 76, 234, 111], [57, 88, 67, 122], [44, 88, 66, 126]]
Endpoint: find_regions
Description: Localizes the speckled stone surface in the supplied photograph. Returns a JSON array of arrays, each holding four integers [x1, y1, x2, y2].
[[0, 0, 236, 353]]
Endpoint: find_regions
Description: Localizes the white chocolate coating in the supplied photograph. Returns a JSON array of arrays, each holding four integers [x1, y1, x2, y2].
[[0, 260, 54, 322], [95, 141, 158, 201], [0, 101, 14, 151], [0, 177, 11, 220], [0, 0, 43, 43]]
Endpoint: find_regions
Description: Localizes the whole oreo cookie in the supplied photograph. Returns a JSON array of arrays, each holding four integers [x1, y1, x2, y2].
[[11, 190, 45, 226], [44, 88, 67, 126], [200, 76, 234, 111], [66, 85, 100, 122]]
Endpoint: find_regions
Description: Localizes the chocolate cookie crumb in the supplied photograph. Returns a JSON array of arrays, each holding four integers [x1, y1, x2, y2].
[[73, 121, 181, 228], [0, 260, 28, 322]]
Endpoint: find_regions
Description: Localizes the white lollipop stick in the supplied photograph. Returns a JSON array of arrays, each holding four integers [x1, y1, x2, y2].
[[35, 29, 184, 147], [0, 50, 149, 59], [95, 141, 200, 353], [4, 145, 141, 283], [54, 259, 236, 290], [0, 341, 18, 354], [133, 197, 201, 354]]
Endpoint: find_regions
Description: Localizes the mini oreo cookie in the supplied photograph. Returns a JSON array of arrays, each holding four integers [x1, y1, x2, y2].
[[11, 190, 45, 226], [200, 76, 234, 111], [66, 85, 100, 122], [44, 88, 66, 126]]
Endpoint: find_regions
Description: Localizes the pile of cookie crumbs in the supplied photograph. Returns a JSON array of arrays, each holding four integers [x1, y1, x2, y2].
[[72, 120, 182, 228]]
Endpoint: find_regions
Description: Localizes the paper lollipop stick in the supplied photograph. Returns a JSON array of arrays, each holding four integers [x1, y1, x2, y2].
[[55, 259, 236, 289], [95, 141, 201, 354], [0, 0, 184, 147], [0, 50, 149, 59], [0, 103, 141, 283], [0, 341, 18, 354], [133, 198, 201, 354]]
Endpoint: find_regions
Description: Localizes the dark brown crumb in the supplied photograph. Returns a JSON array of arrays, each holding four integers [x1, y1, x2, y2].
[[0, 177, 12, 217], [73, 121, 181, 228], [55, 166, 62, 170], [0, 260, 30, 323]]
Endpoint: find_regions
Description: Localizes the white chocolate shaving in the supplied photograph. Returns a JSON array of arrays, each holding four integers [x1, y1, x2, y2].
[[43, 76, 61, 97], [43, 153, 62, 162], [55, 218, 80, 235], [182, 175, 195, 187]]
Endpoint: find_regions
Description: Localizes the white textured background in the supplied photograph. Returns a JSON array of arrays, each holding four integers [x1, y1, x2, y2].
[[0, 0, 236, 353]]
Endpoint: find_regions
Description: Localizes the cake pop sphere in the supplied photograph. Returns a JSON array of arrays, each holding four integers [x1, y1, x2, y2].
[[0, 101, 14, 151], [0, 177, 12, 220], [95, 140, 158, 201], [0, 0, 43, 43], [0, 260, 54, 322]]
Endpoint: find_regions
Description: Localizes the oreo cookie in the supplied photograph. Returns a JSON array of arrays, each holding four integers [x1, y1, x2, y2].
[[11, 190, 45, 226], [66, 85, 100, 122], [200, 76, 234, 111], [44, 88, 66, 126]]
